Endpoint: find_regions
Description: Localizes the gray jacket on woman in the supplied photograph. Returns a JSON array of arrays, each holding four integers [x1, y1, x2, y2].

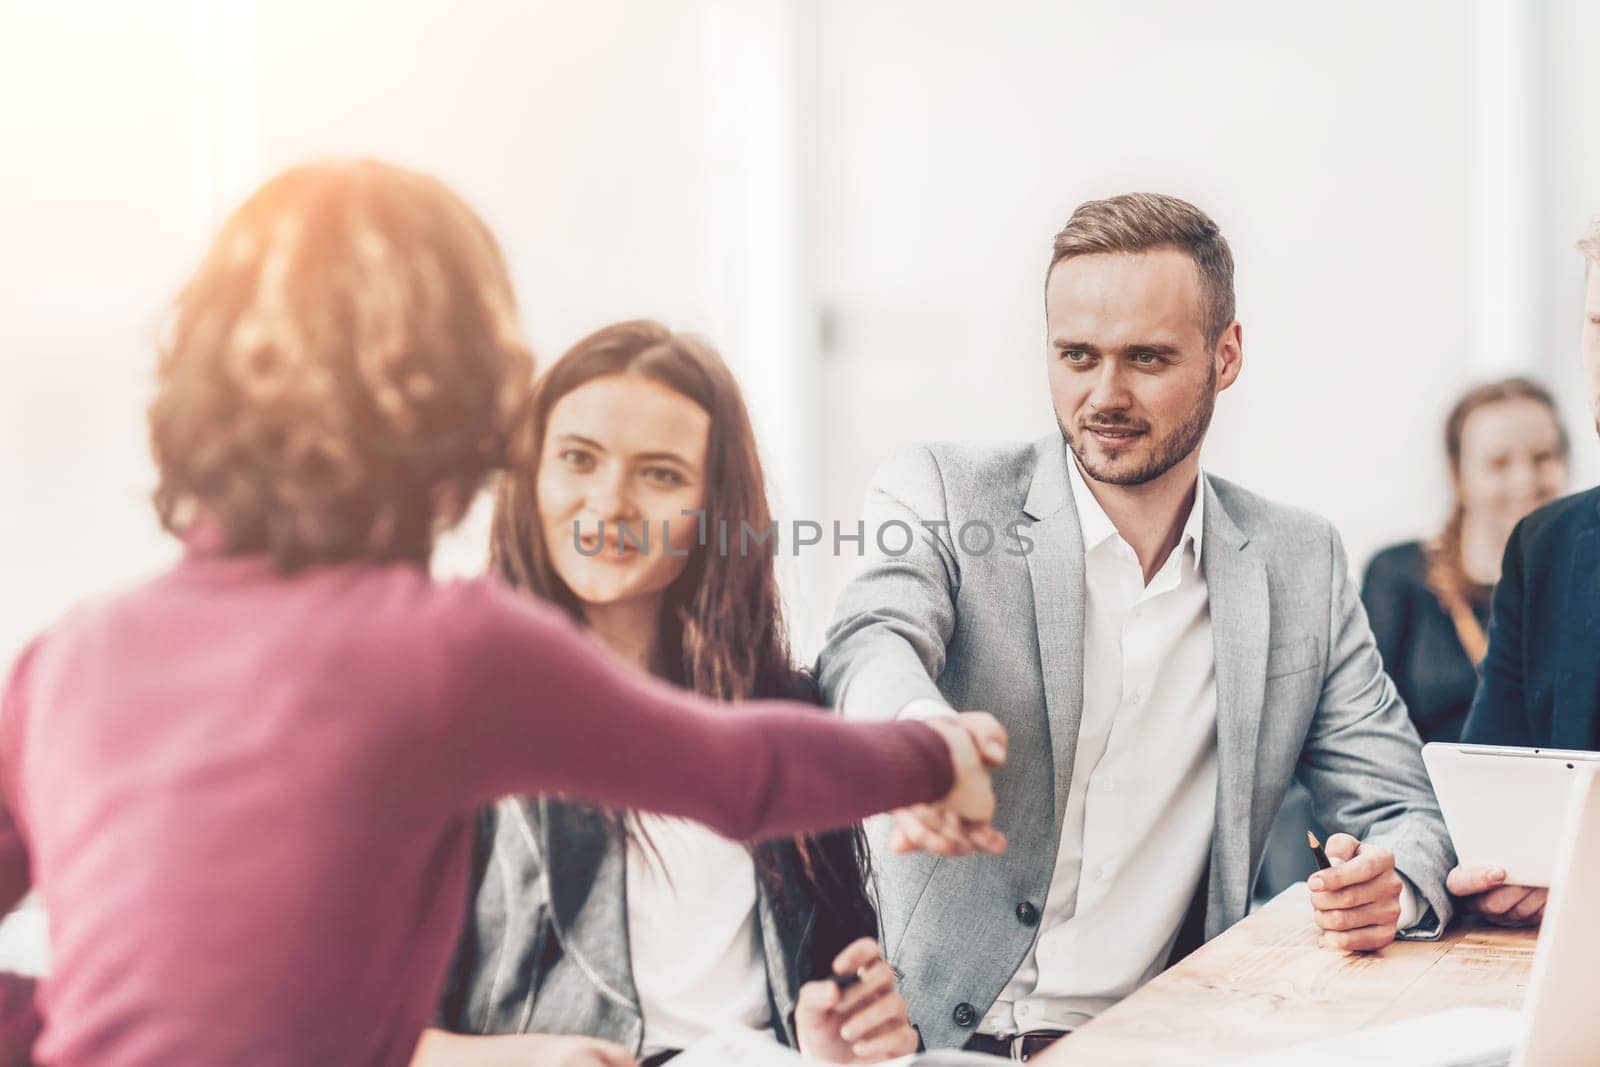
[[436, 793, 868, 1054]]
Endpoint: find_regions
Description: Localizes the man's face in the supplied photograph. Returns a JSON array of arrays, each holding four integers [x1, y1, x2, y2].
[[1044, 248, 1240, 486], [1583, 263, 1600, 439]]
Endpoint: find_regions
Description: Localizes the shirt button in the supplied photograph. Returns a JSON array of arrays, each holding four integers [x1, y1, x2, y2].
[[1016, 901, 1040, 927], [1128, 691, 1142, 705], [1094, 865, 1107, 881], [1103, 778, 1116, 792], [953, 1002, 978, 1028]]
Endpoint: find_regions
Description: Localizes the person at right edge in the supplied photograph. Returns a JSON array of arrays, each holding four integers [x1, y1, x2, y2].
[[818, 193, 1456, 1059], [1448, 216, 1600, 930]]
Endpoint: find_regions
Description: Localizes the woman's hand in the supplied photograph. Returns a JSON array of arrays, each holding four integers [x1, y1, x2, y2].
[[890, 712, 1008, 857], [532, 1036, 638, 1067], [410, 1029, 637, 1067], [793, 938, 919, 1063]]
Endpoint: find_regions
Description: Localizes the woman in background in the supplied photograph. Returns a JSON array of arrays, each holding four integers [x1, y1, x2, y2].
[[421, 322, 924, 1067], [1362, 378, 1569, 743], [1256, 376, 1569, 905]]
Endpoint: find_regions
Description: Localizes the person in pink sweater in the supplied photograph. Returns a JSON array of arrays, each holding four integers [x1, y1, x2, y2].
[[0, 160, 1005, 1067]]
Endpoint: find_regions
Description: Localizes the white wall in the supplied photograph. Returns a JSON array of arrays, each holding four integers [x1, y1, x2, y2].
[[1539, 0, 1600, 470], [0, 4, 217, 663], [0, 0, 825, 658], [253, 0, 827, 622]]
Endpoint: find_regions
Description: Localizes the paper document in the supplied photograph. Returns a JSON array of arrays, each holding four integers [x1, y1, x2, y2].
[[670, 1025, 1000, 1066], [1231, 1007, 1522, 1066], [668, 1027, 803, 1066]]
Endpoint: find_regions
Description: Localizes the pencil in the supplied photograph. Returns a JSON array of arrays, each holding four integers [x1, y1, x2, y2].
[[1306, 830, 1332, 871]]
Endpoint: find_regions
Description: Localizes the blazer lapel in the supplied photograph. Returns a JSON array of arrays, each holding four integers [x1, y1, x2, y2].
[[1022, 436, 1088, 843], [1199, 477, 1269, 930], [1555, 502, 1600, 750], [539, 800, 640, 1012]]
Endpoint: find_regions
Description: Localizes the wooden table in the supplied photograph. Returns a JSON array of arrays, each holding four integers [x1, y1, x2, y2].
[[1034, 884, 1537, 1065]]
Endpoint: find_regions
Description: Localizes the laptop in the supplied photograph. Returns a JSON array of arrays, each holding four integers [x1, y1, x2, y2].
[[1239, 762, 1600, 1066]]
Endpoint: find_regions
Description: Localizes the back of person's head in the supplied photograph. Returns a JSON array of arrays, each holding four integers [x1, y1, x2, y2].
[[1581, 218, 1600, 437], [1580, 217, 1600, 269], [1048, 192, 1236, 347], [489, 319, 788, 701], [149, 159, 534, 570]]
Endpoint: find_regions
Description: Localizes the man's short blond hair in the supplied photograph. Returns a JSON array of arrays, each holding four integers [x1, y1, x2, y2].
[[1048, 192, 1236, 347], [1579, 217, 1600, 267]]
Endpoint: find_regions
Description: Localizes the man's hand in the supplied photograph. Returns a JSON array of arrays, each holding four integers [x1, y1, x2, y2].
[[793, 937, 919, 1063], [888, 712, 1007, 857], [1307, 833, 1403, 952], [1447, 865, 1547, 927]]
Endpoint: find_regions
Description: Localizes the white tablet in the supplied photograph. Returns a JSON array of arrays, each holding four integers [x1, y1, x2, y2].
[[1421, 743, 1600, 888]]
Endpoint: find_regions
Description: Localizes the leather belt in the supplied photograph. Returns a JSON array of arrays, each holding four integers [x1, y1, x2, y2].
[[963, 1028, 1070, 1060]]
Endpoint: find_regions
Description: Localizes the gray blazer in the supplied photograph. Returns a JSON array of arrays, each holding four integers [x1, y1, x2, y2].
[[436, 796, 827, 1052], [818, 435, 1456, 1049]]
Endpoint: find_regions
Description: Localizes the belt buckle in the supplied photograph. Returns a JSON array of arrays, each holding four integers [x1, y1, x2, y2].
[[1009, 1029, 1067, 1062]]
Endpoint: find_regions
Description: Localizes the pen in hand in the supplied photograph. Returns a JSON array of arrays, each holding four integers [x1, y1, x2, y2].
[[1306, 829, 1333, 871]]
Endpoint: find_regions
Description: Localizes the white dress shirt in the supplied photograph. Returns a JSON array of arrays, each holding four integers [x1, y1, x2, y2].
[[626, 814, 773, 1056], [978, 459, 1219, 1034]]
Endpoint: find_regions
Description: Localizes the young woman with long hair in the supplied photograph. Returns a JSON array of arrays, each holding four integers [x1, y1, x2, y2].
[[422, 321, 927, 1067], [1362, 377, 1569, 742]]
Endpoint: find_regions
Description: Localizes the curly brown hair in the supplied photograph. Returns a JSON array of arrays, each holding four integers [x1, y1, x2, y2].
[[149, 159, 534, 570]]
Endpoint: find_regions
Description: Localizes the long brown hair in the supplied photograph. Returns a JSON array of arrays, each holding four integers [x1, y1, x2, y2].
[[489, 320, 874, 940], [1425, 377, 1567, 663], [150, 160, 532, 570]]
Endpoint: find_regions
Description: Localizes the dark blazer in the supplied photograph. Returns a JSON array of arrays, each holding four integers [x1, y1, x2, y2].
[[1361, 541, 1491, 744], [1462, 486, 1600, 751]]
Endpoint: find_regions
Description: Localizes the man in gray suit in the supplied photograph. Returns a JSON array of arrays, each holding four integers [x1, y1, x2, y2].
[[818, 193, 1455, 1057]]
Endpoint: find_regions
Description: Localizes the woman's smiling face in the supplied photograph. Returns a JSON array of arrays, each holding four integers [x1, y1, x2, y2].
[[535, 373, 710, 608]]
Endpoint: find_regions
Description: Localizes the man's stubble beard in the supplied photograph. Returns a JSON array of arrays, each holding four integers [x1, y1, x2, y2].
[[1058, 361, 1218, 487]]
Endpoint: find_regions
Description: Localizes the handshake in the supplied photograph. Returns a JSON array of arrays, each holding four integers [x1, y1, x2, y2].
[[897, 717, 1550, 950], [892, 712, 1011, 858]]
